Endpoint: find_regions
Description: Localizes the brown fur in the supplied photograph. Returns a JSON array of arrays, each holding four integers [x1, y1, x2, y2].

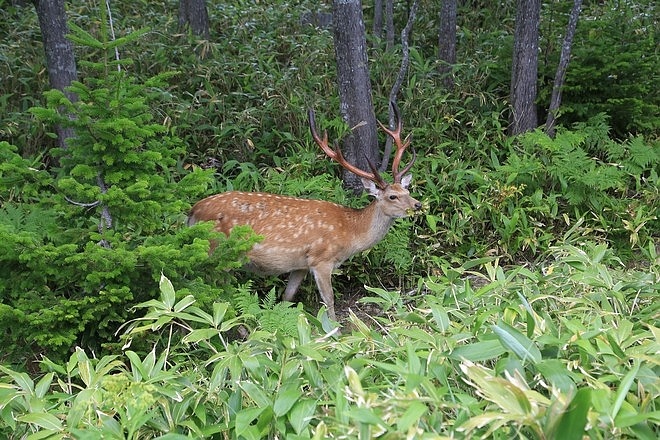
[[188, 183, 421, 320]]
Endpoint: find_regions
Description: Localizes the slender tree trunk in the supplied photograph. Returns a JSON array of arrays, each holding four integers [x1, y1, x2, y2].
[[509, 0, 541, 135], [332, 0, 379, 193], [373, 0, 384, 39], [178, 0, 210, 39], [545, 0, 582, 137], [385, 0, 395, 50], [32, 0, 78, 149], [381, 0, 419, 171], [438, 0, 457, 90]]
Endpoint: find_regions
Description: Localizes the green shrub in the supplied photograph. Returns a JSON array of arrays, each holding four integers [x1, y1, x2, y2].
[[557, 0, 658, 137], [0, 23, 262, 364]]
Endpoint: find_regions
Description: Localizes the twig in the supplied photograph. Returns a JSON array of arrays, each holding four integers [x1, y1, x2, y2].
[[105, 0, 121, 71], [380, 0, 419, 172], [64, 197, 100, 208]]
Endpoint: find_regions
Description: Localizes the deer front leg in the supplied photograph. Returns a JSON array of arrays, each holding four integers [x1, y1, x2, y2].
[[310, 264, 336, 321], [282, 269, 307, 302]]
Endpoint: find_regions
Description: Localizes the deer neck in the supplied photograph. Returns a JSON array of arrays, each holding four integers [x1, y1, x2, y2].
[[350, 200, 396, 253]]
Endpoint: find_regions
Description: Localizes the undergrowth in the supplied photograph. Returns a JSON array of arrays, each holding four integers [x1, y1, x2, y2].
[[0, 0, 658, 437], [1, 241, 657, 438]]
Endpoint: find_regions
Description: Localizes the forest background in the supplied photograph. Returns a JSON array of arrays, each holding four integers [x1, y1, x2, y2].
[[0, 0, 658, 438]]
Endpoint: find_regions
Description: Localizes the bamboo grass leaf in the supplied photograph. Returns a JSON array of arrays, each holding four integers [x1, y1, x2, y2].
[[492, 321, 542, 364]]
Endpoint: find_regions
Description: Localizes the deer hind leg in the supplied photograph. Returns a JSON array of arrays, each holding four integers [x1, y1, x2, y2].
[[310, 264, 336, 321], [282, 269, 307, 302]]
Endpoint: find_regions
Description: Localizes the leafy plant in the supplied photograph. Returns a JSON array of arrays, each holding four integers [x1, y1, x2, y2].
[[1, 241, 658, 438]]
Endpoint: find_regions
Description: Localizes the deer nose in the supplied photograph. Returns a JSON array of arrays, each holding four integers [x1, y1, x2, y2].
[[414, 202, 422, 210]]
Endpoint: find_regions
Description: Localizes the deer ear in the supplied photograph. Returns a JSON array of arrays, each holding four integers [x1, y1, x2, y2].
[[400, 173, 413, 188], [361, 178, 381, 196]]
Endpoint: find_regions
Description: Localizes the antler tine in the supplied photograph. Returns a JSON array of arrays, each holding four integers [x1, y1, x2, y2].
[[397, 145, 416, 178], [308, 108, 334, 159], [309, 108, 388, 189], [377, 101, 414, 183]]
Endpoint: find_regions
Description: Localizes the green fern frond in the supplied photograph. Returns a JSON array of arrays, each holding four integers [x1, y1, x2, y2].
[[233, 282, 260, 316], [625, 136, 659, 171], [232, 285, 302, 336], [378, 224, 413, 271], [0, 204, 60, 242], [260, 300, 302, 337], [261, 287, 279, 309]]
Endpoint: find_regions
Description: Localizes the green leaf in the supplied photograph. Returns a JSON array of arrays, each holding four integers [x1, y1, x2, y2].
[[159, 273, 176, 310], [605, 331, 626, 359], [154, 434, 192, 440], [0, 366, 33, 393], [611, 360, 641, 420], [492, 321, 542, 364], [66, 22, 104, 48], [182, 328, 219, 344], [75, 347, 93, 388], [430, 303, 450, 332], [273, 384, 302, 417], [238, 381, 272, 408], [536, 359, 576, 393], [551, 388, 591, 440], [288, 399, 317, 435], [174, 294, 196, 312], [397, 401, 427, 432], [344, 366, 364, 396], [460, 361, 532, 416], [235, 407, 267, 437], [213, 302, 229, 326], [125, 350, 147, 381], [18, 412, 63, 431], [449, 339, 507, 362], [347, 407, 388, 428], [297, 344, 327, 361], [34, 372, 54, 399]]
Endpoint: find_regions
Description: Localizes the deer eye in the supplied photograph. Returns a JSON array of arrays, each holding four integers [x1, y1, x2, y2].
[[389, 195, 398, 200]]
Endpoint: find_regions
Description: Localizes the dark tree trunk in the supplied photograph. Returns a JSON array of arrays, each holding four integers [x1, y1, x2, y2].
[[32, 0, 78, 149], [385, 0, 395, 50], [438, 0, 457, 90], [373, 0, 384, 39], [332, 0, 379, 193], [545, 0, 582, 137], [178, 0, 210, 39], [509, 0, 541, 135]]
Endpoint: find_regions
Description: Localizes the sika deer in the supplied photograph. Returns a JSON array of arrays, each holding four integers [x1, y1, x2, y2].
[[187, 103, 421, 320]]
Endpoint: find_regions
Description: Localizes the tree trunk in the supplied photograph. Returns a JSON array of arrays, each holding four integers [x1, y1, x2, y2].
[[509, 0, 541, 135], [332, 0, 379, 193], [385, 0, 395, 50], [178, 0, 210, 39], [373, 0, 384, 39], [32, 0, 78, 149], [545, 0, 582, 137], [381, 0, 419, 171], [438, 0, 457, 90]]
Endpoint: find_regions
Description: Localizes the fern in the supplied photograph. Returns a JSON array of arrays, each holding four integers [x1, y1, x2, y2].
[[232, 285, 302, 337], [260, 300, 301, 337], [0, 204, 60, 243], [375, 222, 414, 271], [233, 282, 260, 317], [623, 136, 659, 173]]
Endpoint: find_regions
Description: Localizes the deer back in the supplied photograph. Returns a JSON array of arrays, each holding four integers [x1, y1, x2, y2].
[[187, 185, 418, 275]]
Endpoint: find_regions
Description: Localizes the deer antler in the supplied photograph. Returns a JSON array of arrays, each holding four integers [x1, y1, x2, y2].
[[308, 108, 388, 189], [377, 102, 416, 184]]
